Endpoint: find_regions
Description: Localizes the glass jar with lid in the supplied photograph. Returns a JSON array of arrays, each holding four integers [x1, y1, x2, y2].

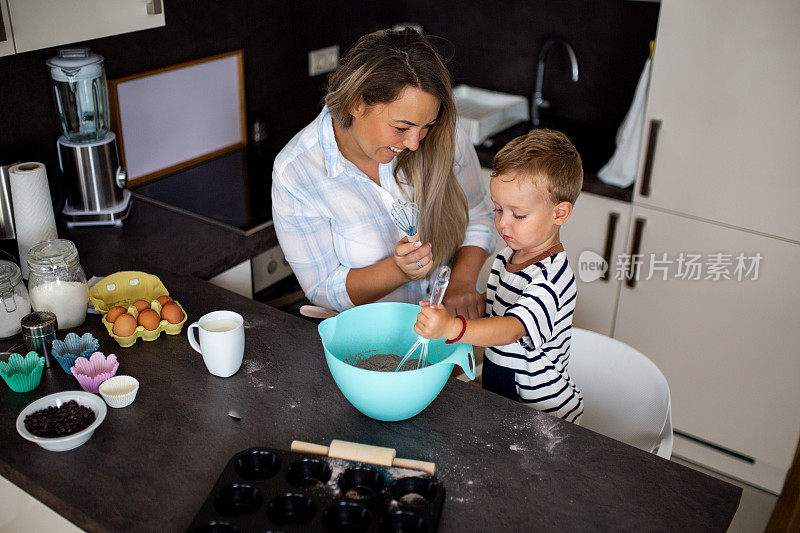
[[27, 239, 88, 330], [0, 260, 32, 338]]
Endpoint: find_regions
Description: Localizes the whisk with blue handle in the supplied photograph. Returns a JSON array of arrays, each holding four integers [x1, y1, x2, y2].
[[395, 265, 451, 371], [390, 201, 420, 242]]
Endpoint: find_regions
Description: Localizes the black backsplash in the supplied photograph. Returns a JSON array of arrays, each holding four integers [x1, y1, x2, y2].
[[0, 0, 658, 183], [405, 0, 660, 128]]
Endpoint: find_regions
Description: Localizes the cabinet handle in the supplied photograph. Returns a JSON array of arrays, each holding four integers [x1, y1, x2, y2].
[[626, 217, 646, 288], [600, 212, 619, 282], [639, 119, 661, 197], [146, 0, 163, 15]]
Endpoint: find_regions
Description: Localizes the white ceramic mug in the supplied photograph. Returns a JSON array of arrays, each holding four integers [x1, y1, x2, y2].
[[187, 311, 244, 377]]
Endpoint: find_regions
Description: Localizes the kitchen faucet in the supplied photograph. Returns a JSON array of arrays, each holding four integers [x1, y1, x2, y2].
[[532, 38, 579, 128]]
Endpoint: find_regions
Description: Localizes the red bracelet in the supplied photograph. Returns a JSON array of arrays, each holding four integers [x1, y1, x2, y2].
[[446, 315, 467, 344]]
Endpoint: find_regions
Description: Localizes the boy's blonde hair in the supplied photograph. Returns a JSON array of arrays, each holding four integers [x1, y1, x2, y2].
[[492, 129, 583, 205]]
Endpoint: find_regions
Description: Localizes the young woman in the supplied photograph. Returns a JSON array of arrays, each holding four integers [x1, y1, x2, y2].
[[271, 29, 495, 318]]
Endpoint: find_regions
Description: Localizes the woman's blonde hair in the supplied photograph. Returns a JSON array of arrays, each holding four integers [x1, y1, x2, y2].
[[325, 29, 467, 269]]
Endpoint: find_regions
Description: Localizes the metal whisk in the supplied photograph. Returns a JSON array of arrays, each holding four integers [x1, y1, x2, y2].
[[395, 266, 451, 371], [390, 201, 420, 242]]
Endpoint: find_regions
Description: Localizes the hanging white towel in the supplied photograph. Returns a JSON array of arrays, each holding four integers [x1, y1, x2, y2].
[[598, 59, 652, 188]]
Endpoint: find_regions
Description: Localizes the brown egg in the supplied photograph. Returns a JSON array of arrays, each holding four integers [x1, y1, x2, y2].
[[106, 306, 127, 323], [137, 309, 161, 331], [113, 313, 138, 337], [160, 302, 184, 324], [156, 295, 173, 306], [132, 300, 151, 313]]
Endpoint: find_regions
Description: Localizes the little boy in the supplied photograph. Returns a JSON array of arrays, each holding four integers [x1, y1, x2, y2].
[[415, 129, 583, 423]]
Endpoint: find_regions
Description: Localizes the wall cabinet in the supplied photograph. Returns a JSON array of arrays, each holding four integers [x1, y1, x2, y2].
[[634, 0, 799, 242], [573, 0, 800, 494], [2, 0, 165, 55], [561, 192, 630, 337]]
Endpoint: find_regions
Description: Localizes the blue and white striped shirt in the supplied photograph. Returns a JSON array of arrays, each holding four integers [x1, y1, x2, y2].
[[485, 245, 583, 423], [271, 107, 495, 311]]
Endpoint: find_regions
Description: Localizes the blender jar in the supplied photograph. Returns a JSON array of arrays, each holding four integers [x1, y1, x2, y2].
[[0, 260, 31, 338], [26, 239, 88, 330], [46, 48, 110, 143]]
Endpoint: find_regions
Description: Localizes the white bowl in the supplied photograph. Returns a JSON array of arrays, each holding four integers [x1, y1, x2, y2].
[[16, 391, 107, 452], [98, 375, 139, 408]]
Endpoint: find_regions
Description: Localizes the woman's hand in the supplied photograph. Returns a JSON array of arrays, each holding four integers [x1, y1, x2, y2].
[[393, 237, 433, 280], [442, 280, 485, 319], [415, 302, 459, 340]]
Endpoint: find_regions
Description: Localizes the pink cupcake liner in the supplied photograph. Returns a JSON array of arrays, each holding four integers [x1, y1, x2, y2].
[[70, 351, 119, 394]]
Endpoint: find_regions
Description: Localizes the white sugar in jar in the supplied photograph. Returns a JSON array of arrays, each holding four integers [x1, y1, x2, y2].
[[26, 239, 88, 330], [0, 260, 32, 338]]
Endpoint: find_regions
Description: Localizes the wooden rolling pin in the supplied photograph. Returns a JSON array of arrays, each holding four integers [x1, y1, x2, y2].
[[291, 440, 436, 475]]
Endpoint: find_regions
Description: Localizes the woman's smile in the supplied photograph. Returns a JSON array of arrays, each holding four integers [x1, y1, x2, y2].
[[338, 85, 440, 168]]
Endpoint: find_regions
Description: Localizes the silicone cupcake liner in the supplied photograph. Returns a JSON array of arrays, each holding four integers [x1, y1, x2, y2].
[[70, 351, 119, 394], [0, 351, 45, 393], [52, 332, 100, 374], [98, 375, 139, 408]]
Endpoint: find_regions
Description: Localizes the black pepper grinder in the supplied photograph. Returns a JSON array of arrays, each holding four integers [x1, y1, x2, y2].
[[20, 311, 58, 369]]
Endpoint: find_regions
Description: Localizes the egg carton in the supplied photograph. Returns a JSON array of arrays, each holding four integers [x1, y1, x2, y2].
[[188, 446, 445, 532], [88, 271, 188, 348]]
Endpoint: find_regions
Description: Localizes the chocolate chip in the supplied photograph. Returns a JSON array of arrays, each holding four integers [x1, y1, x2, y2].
[[24, 400, 96, 438]]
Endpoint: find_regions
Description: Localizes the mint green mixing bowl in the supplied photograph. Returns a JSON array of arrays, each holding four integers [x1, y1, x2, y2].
[[318, 302, 475, 422]]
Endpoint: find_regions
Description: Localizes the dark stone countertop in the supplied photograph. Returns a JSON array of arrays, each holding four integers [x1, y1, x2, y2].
[[475, 120, 635, 203], [63, 197, 279, 281], [0, 199, 740, 531]]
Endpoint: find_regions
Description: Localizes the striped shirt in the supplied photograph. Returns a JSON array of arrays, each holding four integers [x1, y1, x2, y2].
[[484, 244, 583, 423], [271, 107, 496, 311]]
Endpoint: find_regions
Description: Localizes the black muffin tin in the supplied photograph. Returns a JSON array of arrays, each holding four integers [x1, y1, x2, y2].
[[188, 447, 445, 532]]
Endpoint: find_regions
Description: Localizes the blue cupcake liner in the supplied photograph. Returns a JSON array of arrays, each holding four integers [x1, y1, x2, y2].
[[51, 332, 100, 375]]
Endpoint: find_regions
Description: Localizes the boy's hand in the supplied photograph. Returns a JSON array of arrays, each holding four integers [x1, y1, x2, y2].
[[414, 302, 461, 340]]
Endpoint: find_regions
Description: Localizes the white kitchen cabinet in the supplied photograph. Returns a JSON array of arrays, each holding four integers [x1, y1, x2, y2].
[[555, 0, 800, 494], [635, 0, 800, 241], [0, 475, 80, 532], [208, 246, 295, 301], [5, 0, 165, 54], [560, 191, 631, 337], [613, 206, 800, 493], [0, 0, 14, 56], [208, 259, 253, 299], [595, 0, 800, 493]]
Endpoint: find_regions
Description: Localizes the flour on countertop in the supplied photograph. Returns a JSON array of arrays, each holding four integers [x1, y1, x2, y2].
[[247, 374, 266, 388], [242, 359, 265, 374]]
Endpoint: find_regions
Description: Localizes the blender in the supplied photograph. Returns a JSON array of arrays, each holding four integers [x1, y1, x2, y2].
[[47, 48, 131, 226]]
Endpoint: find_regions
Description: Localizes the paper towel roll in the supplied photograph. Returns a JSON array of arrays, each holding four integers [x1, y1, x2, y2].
[[9, 162, 58, 279]]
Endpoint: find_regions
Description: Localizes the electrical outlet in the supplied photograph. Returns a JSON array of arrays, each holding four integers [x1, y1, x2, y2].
[[308, 45, 339, 77]]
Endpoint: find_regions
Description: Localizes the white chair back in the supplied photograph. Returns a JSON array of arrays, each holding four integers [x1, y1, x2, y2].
[[569, 328, 673, 458]]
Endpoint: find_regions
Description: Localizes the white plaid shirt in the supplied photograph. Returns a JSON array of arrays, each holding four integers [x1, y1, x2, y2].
[[271, 107, 495, 311]]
